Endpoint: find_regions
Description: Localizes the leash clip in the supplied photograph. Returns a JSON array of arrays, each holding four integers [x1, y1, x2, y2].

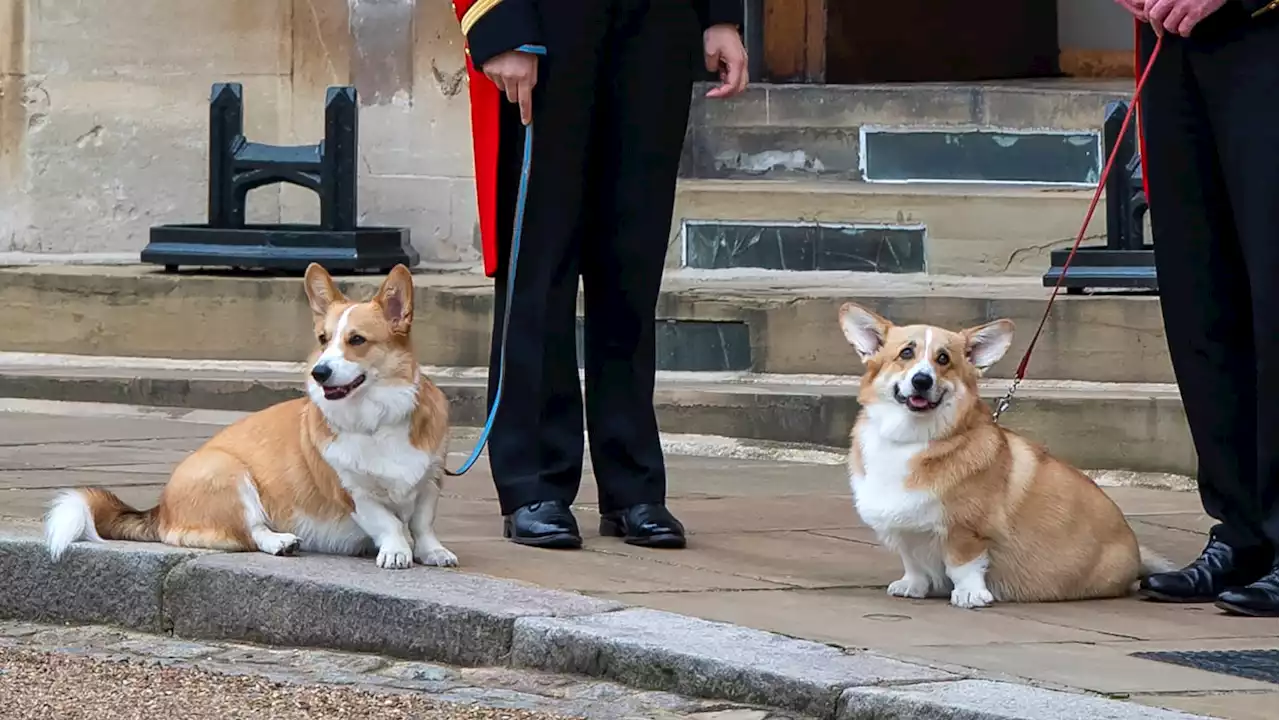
[[991, 378, 1020, 424]]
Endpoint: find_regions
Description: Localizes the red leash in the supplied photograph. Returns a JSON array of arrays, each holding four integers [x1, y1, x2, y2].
[[992, 33, 1165, 422]]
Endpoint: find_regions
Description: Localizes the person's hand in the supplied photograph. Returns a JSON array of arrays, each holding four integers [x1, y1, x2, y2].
[[1113, 0, 1149, 20], [1146, 0, 1228, 35], [482, 50, 538, 125], [703, 24, 748, 99]]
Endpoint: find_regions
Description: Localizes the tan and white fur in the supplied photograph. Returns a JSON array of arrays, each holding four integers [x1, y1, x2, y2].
[[839, 303, 1169, 609], [45, 264, 457, 570]]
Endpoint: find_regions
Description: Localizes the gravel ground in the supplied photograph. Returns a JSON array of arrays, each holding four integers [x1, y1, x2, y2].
[[0, 648, 574, 720]]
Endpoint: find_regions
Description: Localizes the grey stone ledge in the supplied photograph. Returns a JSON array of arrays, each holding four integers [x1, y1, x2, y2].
[[839, 680, 1215, 720], [163, 552, 622, 667], [511, 608, 954, 719], [0, 526, 206, 632]]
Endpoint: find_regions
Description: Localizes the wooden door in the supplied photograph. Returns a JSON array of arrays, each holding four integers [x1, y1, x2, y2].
[[760, 0, 1061, 84]]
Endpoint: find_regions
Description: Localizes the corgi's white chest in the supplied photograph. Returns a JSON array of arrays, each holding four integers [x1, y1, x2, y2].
[[322, 424, 437, 508], [849, 424, 945, 536]]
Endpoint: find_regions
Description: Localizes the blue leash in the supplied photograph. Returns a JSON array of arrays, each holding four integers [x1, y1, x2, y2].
[[445, 43, 546, 477]]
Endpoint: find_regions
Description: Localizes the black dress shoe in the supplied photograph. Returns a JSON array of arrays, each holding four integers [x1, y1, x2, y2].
[[1139, 535, 1269, 603], [502, 501, 582, 549], [1216, 562, 1279, 617], [599, 503, 686, 549]]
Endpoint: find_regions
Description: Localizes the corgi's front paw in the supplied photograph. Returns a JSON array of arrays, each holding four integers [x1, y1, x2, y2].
[[416, 545, 459, 568], [950, 587, 994, 609], [376, 544, 413, 570], [887, 575, 930, 599]]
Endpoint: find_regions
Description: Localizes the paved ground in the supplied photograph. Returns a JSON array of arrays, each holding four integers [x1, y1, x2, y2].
[[0, 401, 1276, 720], [0, 621, 789, 719]]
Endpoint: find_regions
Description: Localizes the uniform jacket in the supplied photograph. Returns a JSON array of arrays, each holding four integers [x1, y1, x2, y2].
[[452, 0, 743, 277]]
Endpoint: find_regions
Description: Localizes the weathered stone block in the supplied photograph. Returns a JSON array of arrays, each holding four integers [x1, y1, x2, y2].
[[0, 525, 202, 632], [19, 74, 288, 253], [163, 553, 622, 666], [839, 680, 1212, 720], [512, 608, 951, 718], [27, 0, 290, 78]]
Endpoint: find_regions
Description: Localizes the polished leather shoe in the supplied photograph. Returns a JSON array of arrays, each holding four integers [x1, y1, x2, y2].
[[1139, 535, 1269, 603], [503, 501, 582, 549], [1216, 562, 1279, 617], [600, 503, 686, 549]]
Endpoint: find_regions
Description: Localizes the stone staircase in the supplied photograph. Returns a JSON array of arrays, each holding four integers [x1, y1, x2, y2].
[[0, 79, 1183, 478], [670, 79, 1131, 276]]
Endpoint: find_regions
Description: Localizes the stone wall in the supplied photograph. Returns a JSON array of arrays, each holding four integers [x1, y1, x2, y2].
[[0, 0, 481, 264]]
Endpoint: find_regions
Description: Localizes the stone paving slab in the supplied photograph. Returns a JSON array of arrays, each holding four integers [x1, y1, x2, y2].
[[838, 681, 1210, 720], [513, 608, 954, 718], [0, 525, 207, 632], [165, 552, 622, 667]]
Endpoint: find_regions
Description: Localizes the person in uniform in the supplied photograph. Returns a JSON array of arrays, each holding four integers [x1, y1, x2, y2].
[[1114, 0, 1277, 616], [451, 0, 748, 549]]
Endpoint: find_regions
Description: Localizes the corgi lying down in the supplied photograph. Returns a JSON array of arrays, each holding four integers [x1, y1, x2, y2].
[[45, 264, 457, 570], [839, 303, 1168, 608]]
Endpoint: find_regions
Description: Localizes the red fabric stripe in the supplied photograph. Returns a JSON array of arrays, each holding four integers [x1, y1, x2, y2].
[[1135, 20, 1151, 203], [456, 0, 503, 278]]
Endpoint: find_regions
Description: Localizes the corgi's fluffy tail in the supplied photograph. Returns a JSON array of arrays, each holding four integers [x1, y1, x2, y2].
[[45, 488, 161, 562]]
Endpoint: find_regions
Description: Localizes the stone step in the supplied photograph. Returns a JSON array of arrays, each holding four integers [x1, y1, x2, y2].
[[0, 266, 1170, 385], [670, 179, 1106, 276], [0, 354, 1191, 475], [682, 81, 1130, 183]]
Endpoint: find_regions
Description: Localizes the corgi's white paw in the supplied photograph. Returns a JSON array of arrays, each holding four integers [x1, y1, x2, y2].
[[255, 531, 300, 556], [950, 587, 994, 609], [376, 544, 413, 570], [887, 575, 931, 599], [417, 546, 458, 568]]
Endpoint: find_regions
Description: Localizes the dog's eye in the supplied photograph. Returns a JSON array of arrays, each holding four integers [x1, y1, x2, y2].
[[318, 333, 329, 346], [348, 334, 366, 347], [937, 351, 950, 366], [899, 347, 915, 360]]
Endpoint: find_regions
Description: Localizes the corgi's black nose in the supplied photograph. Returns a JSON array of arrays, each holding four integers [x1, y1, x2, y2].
[[910, 372, 933, 392], [310, 364, 333, 383]]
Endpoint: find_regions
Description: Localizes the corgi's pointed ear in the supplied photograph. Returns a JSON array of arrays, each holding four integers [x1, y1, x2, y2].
[[304, 263, 346, 317], [963, 319, 1015, 371], [839, 303, 892, 361], [374, 264, 414, 334]]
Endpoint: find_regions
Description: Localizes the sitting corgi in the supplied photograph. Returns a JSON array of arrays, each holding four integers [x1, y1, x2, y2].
[[838, 303, 1168, 608], [45, 264, 457, 570]]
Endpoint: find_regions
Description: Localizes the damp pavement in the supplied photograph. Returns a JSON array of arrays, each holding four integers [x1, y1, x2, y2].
[[0, 403, 1276, 720]]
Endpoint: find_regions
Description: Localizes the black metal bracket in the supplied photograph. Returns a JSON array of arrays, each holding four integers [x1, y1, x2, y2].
[[142, 83, 418, 273], [1042, 100, 1157, 293]]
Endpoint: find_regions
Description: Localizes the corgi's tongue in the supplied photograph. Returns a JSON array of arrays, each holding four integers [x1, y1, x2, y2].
[[907, 395, 932, 410]]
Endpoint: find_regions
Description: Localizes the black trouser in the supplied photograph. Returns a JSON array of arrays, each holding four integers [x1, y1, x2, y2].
[[1139, 16, 1278, 555], [485, 0, 698, 516]]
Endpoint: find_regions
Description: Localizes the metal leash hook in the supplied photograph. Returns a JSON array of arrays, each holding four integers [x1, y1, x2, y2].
[[991, 378, 1020, 424], [990, 33, 1163, 426]]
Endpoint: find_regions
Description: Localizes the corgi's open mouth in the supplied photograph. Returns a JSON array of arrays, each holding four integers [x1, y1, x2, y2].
[[894, 387, 944, 412], [322, 375, 366, 401]]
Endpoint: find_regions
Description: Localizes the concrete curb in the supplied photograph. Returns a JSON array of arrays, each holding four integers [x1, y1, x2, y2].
[[1, 525, 1211, 720]]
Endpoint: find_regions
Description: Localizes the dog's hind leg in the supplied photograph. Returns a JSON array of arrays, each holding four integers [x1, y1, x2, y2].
[[159, 449, 286, 554], [237, 474, 300, 556]]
